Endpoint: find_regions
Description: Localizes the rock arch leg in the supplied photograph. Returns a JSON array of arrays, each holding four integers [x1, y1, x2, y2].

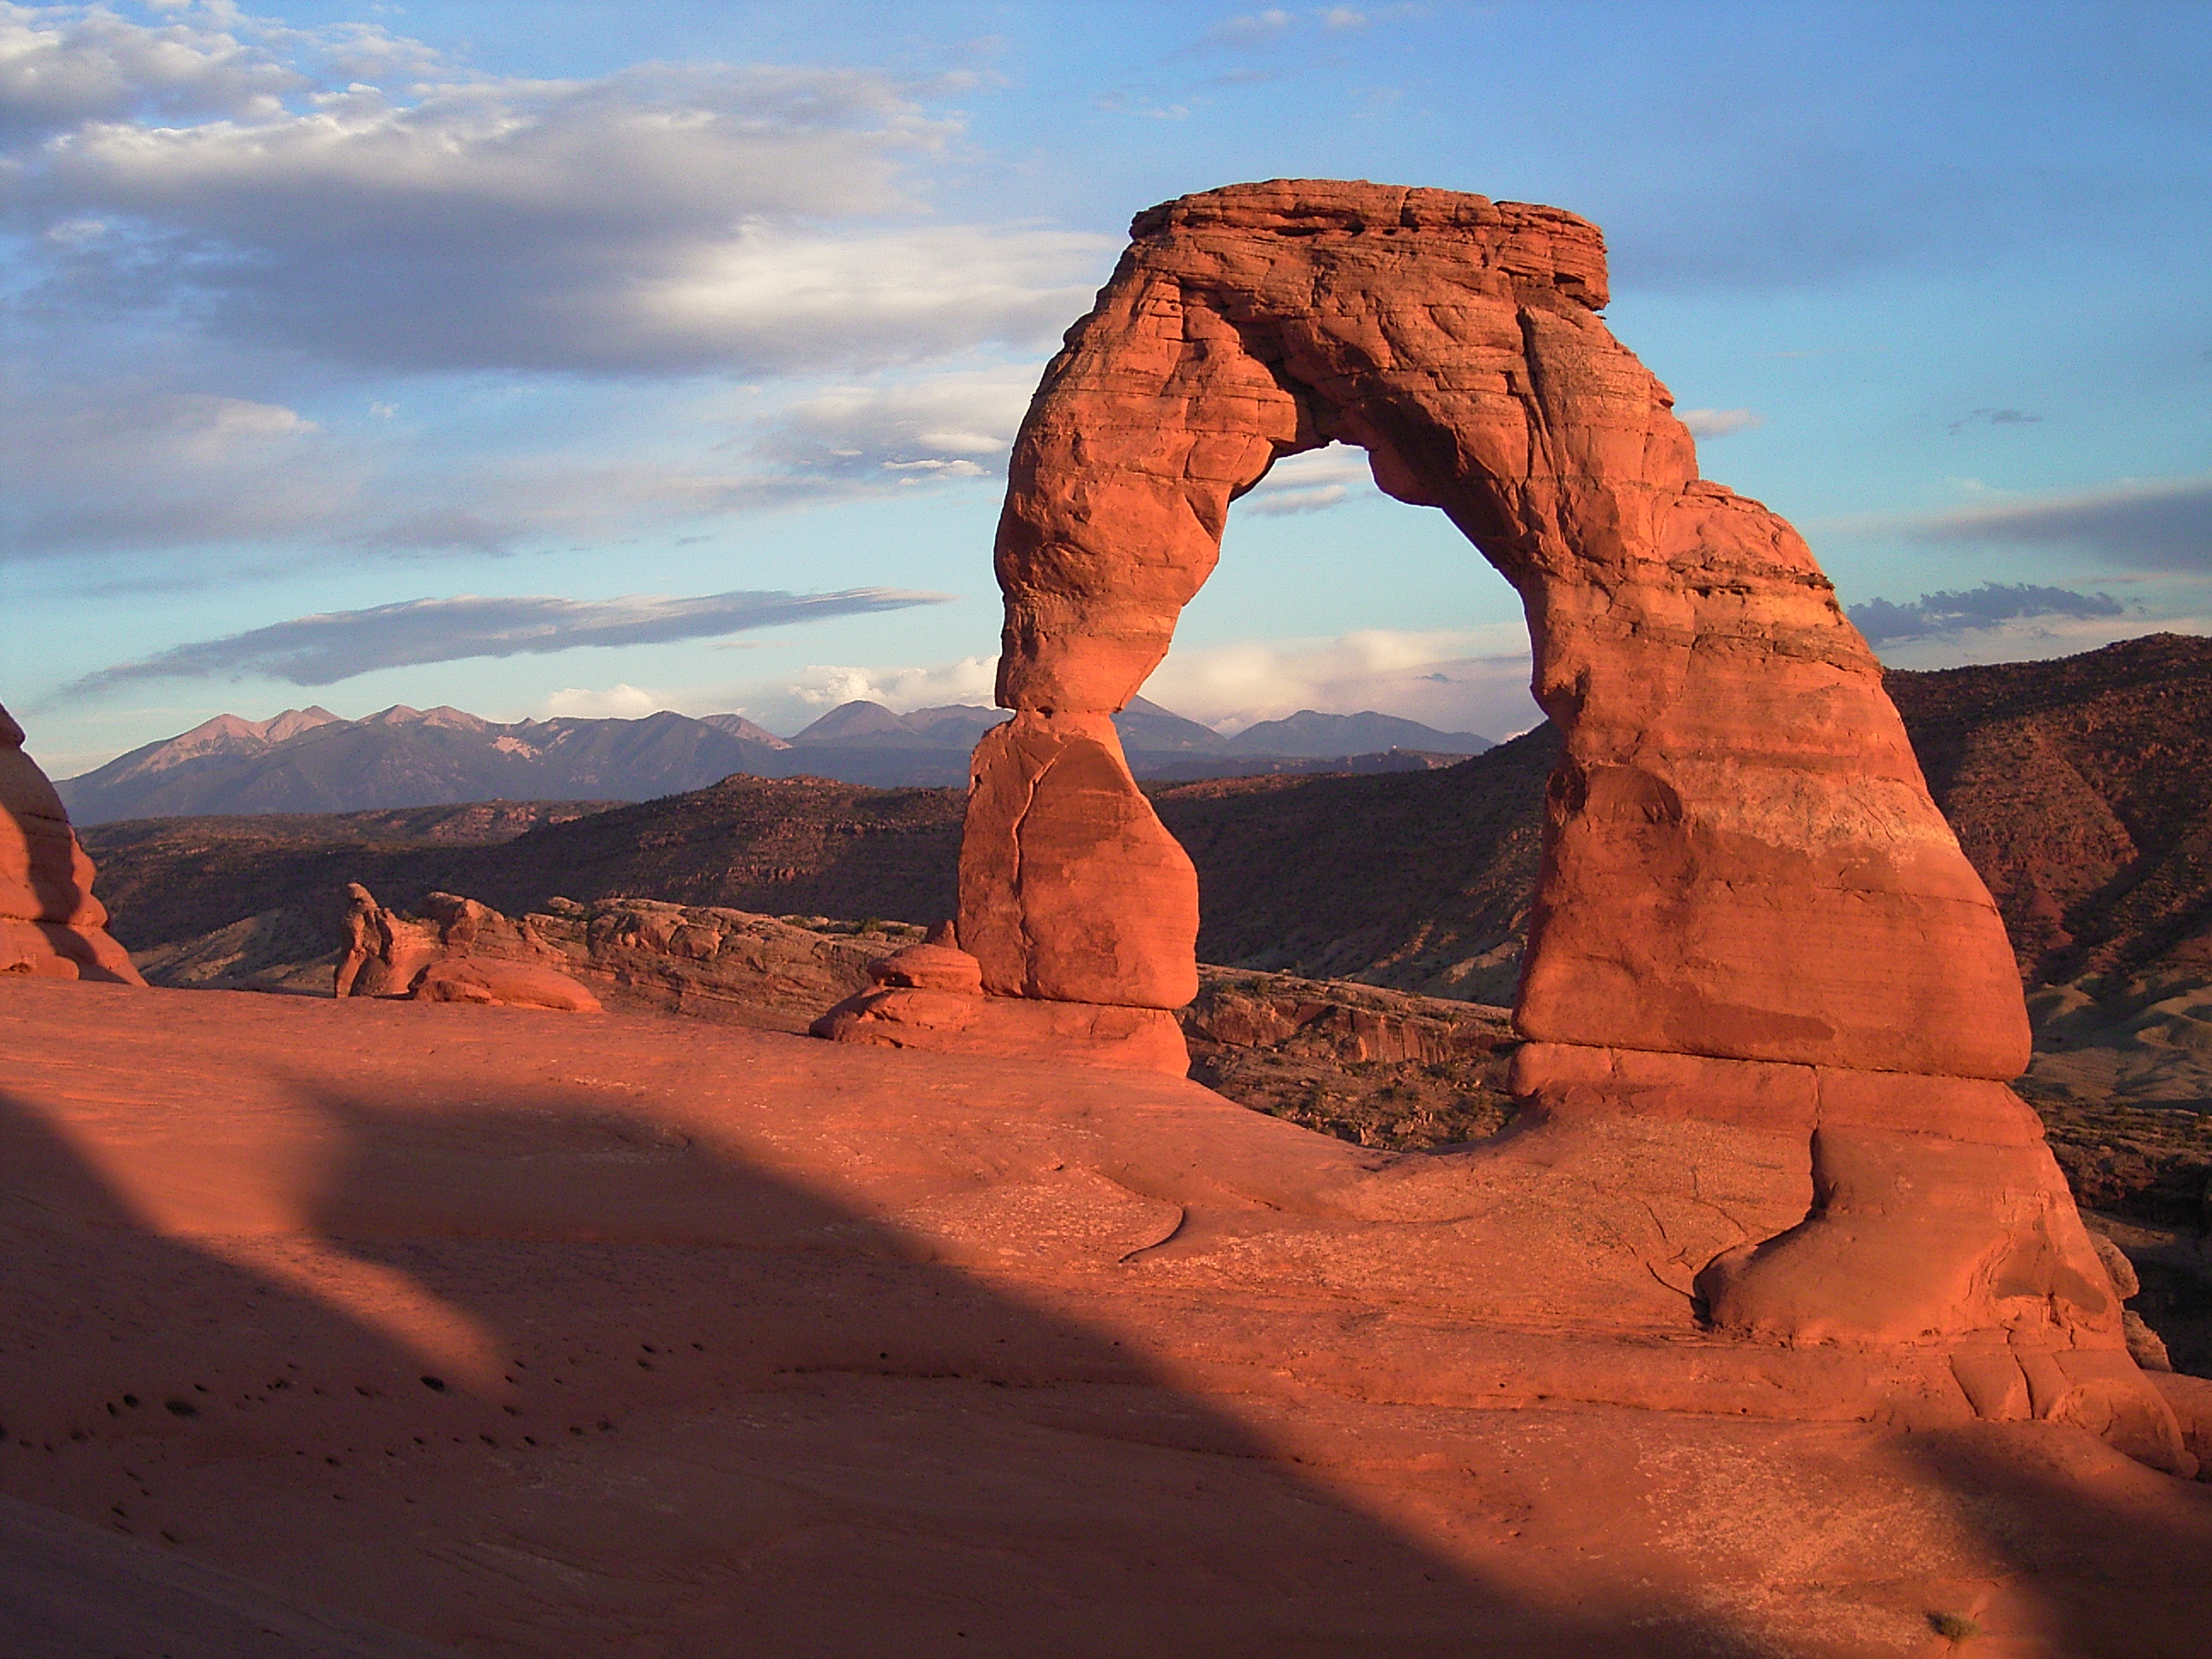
[[831, 180, 2183, 1464]]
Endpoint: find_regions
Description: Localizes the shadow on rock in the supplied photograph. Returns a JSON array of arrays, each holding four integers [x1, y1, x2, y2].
[[0, 1073, 1763, 1659]]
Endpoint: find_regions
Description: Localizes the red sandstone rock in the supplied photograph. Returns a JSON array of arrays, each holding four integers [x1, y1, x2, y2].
[[958, 712, 1197, 1009], [335, 884, 597, 1010], [410, 955, 602, 1012], [6, 975, 2208, 1648], [0, 703, 143, 985], [812, 981, 1189, 1074], [975, 178, 2023, 1079], [866, 942, 986, 994], [924, 179, 2140, 1388]]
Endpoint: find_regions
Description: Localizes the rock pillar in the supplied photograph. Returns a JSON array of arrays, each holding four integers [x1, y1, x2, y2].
[[0, 703, 144, 985]]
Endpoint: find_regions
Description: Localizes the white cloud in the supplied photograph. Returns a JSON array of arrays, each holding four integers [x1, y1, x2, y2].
[[55, 586, 952, 698], [1139, 624, 1537, 736], [758, 363, 1039, 481], [0, 8, 1115, 571], [1237, 444, 1377, 516], [542, 683, 666, 719], [1678, 408, 1763, 438], [9, 9, 1115, 375], [0, 380, 361, 557], [783, 655, 1000, 713], [0, 2, 305, 139], [1198, 10, 1295, 49], [513, 627, 1551, 742]]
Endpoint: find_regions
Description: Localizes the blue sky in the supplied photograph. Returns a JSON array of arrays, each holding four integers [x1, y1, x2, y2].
[[5, 0, 2209, 774]]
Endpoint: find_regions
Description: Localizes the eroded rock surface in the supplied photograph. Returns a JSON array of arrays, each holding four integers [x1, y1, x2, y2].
[[0, 703, 143, 985], [335, 885, 599, 1011], [814, 941, 1190, 1074], [323, 887, 918, 1027], [922, 178, 2153, 1440]]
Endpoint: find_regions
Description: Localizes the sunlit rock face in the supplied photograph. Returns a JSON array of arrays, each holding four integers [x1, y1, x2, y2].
[[971, 178, 2025, 1074], [0, 702, 144, 985], [942, 180, 2171, 1417]]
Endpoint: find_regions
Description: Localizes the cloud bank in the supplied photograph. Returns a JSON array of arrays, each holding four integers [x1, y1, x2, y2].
[[1847, 582, 2124, 646], [7, 5, 1113, 375], [1911, 479, 2212, 573], [1237, 445, 1377, 516], [61, 587, 951, 696]]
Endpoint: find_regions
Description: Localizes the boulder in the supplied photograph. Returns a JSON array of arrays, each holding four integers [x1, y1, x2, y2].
[[410, 957, 602, 1013], [0, 703, 143, 985], [865, 942, 986, 994]]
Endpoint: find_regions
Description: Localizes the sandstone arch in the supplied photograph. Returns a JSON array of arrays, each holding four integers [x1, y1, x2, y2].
[[932, 181, 2169, 1433]]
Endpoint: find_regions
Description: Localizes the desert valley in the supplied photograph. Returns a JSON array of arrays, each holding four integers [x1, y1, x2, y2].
[[4, 170, 2211, 1659]]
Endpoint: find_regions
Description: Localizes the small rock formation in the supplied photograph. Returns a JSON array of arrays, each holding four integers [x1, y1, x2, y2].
[[335, 885, 599, 1011], [409, 955, 603, 1013], [2088, 1230, 2174, 1373], [835, 178, 2180, 1466], [813, 940, 1188, 1074], [0, 703, 143, 984]]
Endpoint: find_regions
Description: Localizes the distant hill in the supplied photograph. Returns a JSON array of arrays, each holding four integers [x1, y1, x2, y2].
[[81, 779, 969, 952], [1886, 632, 2212, 984], [58, 704, 788, 824], [1115, 696, 1227, 754], [1225, 710, 1491, 757], [698, 713, 789, 747], [788, 700, 1010, 750], [58, 696, 1498, 817], [76, 634, 2212, 1008]]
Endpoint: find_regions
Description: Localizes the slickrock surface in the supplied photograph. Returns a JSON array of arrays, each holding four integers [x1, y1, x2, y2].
[[0, 703, 143, 985], [3, 976, 2209, 1658], [936, 178, 2122, 1374], [0, 1493, 465, 1658]]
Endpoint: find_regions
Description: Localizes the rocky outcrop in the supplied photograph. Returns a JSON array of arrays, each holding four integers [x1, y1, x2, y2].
[[888, 178, 2170, 1458], [969, 179, 2023, 1071], [329, 886, 919, 1027], [1182, 971, 1520, 1150], [525, 899, 919, 1027], [814, 940, 1188, 1074], [0, 703, 143, 985], [335, 885, 599, 1011]]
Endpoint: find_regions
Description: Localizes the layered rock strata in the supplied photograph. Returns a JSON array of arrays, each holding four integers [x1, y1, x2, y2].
[[883, 178, 2166, 1452], [0, 703, 143, 984], [335, 885, 601, 1012]]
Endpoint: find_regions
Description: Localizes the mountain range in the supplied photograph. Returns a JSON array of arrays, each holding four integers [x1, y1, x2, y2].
[[55, 696, 1493, 822], [75, 634, 2212, 1006]]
